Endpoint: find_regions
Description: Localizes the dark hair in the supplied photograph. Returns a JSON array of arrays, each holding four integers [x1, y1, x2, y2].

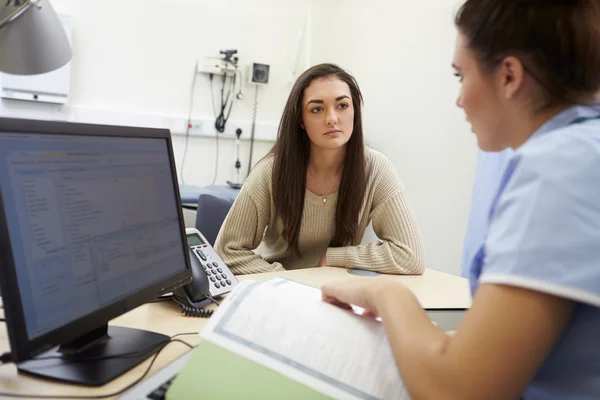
[[455, 0, 600, 109], [271, 63, 366, 256]]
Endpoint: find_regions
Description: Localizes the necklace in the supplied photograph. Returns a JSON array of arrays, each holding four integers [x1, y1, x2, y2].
[[308, 165, 343, 204]]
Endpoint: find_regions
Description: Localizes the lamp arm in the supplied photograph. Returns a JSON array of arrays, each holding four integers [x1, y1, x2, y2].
[[0, 0, 41, 31]]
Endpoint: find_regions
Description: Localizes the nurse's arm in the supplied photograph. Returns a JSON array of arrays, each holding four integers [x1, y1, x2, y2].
[[376, 283, 575, 400]]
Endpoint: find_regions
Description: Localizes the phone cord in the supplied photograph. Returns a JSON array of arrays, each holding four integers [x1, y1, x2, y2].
[[179, 303, 214, 318]]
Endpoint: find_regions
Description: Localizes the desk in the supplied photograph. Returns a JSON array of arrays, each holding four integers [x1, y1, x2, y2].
[[0, 267, 470, 399]]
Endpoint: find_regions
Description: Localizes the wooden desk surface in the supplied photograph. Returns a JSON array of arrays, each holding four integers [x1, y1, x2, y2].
[[0, 267, 470, 399]]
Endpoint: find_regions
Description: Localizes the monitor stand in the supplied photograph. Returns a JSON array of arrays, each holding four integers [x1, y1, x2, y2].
[[18, 325, 170, 386]]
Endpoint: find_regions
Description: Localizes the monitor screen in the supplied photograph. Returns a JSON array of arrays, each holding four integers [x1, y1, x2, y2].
[[0, 131, 188, 340]]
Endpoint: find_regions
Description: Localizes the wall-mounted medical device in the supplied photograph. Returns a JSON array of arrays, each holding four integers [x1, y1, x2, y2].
[[248, 63, 270, 85]]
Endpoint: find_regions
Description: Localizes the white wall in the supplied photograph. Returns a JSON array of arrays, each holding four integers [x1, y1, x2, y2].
[[4, 0, 478, 275], [67, 0, 311, 123], [310, 0, 477, 275], [2, 0, 315, 186]]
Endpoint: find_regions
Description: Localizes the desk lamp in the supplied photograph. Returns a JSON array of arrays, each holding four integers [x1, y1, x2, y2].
[[0, 0, 71, 297], [0, 0, 71, 75]]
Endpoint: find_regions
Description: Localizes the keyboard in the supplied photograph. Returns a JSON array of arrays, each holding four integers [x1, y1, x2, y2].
[[118, 352, 191, 400]]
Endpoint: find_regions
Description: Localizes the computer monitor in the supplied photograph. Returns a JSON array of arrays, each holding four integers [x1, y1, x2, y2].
[[0, 118, 193, 386]]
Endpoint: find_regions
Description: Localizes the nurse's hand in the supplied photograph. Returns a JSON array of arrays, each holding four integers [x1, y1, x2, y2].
[[322, 278, 405, 317]]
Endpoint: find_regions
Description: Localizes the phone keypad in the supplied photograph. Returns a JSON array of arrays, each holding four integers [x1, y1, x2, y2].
[[187, 229, 238, 298], [201, 261, 234, 289]]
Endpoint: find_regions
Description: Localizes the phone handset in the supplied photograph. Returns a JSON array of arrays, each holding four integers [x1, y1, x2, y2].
[[172, 228, 239, 317]]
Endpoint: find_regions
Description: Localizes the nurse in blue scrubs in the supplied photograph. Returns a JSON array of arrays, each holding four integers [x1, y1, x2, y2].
[[322, 0, 600, 398]]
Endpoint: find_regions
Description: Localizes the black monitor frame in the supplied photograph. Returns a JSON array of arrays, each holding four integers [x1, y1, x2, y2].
[[0, 117, 193, 384]]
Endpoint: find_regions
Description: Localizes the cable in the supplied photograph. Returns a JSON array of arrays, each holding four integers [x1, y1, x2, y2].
[[150, 295, 173, 303], [211, 72, 237, 185], [170, 332, 198, 340], [214, 74, 226, 132], [0, 318, 5, 322], [210, 73, 221, 185], [214, 73, 235, 133], [212, 121, 219, 186], [210, 73, 218, 117], [173, 297, 214, 318], [179, 306, 213, 318], [235, 128, 242, 184], [247, 85, 260, 177], [235, 69, 244, 100], [207, 295, 220, 307], [0, 338, 195, 399], [179, 62, 199, 185]]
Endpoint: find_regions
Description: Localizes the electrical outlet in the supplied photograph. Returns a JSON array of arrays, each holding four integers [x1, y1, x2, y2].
[[186, 119, 204, 136]]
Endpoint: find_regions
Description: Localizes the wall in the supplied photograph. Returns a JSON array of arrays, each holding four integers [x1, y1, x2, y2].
[[2, 0, 477, 275], [1, 0, 315, 185], [310, 0, 477, 275], [67, 0, 312, 122]]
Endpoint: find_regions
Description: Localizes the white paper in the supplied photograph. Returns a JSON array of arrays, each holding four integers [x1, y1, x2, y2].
[[202, 278, 410, 400]]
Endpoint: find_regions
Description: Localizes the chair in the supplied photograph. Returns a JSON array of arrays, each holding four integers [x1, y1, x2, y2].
[[194, 193, 235, 246]]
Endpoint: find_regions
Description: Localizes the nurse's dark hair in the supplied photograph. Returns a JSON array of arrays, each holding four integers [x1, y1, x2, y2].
[[455, 0, 600, 109]]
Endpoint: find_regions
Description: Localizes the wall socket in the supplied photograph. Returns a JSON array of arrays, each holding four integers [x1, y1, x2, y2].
[[186, 119, 204, 135]]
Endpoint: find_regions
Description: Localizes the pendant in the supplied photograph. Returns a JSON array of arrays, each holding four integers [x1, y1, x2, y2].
[[323, 197, 327, 204]]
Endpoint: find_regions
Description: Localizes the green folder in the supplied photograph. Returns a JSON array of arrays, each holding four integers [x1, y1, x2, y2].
[[166, 340, 331, 399]]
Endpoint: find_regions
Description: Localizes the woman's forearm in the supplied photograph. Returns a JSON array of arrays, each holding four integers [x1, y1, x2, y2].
[[325, 281, 574, 400], [375, 285, 454, 399]]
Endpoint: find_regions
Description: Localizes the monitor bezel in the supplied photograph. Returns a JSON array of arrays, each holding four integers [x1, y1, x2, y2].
[[0, 117, 193, 363]]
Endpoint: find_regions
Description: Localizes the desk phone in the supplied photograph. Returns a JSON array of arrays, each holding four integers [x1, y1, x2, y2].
[[172, 228, 238, 317], [185, 227, 238, 297]]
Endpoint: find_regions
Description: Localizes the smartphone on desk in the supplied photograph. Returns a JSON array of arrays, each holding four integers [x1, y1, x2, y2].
[[171, 228, 239, 317]]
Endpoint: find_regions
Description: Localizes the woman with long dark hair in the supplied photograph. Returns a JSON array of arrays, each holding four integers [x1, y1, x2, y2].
[[215, 63, 425, 275]]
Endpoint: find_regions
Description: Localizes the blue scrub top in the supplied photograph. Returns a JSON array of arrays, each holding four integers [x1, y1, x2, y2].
[[469, 103, 600, 400], [461, 149, 513, 277]]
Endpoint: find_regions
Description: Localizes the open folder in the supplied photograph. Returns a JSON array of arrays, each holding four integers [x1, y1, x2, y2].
[[166, 278, 410, 400]]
